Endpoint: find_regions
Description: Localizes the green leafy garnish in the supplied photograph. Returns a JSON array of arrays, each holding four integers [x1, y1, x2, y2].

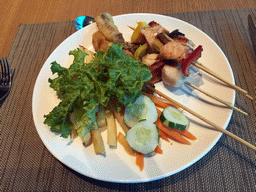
[[44, 43, 152, 138]]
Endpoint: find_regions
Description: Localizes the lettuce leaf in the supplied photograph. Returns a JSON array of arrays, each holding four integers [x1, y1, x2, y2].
[[44, 43, 152, 139]]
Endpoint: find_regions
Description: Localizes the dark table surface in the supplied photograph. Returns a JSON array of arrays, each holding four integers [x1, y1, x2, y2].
[[1, 8, 256, 191]]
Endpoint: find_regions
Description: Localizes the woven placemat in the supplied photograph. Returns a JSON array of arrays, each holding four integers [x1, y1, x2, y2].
[[1, 8, 256, 191]]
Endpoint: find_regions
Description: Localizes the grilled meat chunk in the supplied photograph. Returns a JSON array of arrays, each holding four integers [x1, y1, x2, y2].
[[159, 40, 192, 62], [148, 21, 169, 34], [169, 29, 195, 48]]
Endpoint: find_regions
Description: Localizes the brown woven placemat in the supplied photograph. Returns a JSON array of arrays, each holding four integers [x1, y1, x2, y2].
[[1, 8, 256, 191]]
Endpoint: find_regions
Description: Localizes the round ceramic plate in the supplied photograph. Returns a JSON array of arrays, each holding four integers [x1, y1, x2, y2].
[[32, 13, 235, 183]]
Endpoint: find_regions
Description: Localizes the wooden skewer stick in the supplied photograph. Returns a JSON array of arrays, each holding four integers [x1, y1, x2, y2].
[[127, 25, 135, 30], [185, 82, 248, 116], [192, 61, 253, 100], [146, 85, 256, 151]]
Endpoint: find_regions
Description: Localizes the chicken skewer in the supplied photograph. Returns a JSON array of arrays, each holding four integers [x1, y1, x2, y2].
[[147, 59, 248, 116], [150, 25, 253, 100], [130, 26, 248, 115], [130, 24, 253, 100]]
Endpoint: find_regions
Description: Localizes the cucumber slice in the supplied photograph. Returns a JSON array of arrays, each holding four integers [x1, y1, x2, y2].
[[124, 94, 158, 128], [126, 120, 159, 154], [160, 107, 189, 130]]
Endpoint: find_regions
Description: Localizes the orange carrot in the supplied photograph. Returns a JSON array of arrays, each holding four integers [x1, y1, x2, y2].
[[154, 99, 173, 109], [155, 120, 191, 145], [178, 130, 197, 140], [159, 129, 170, 142], [154, 145, 163, 154], [136, 152, 144, 171], [142, 92, 180, 109], [117, 132, 136, 156]]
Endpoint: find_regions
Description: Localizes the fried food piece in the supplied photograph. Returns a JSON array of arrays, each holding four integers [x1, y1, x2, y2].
[[95, 13, 124, 43], [92, 31, 113, 52]]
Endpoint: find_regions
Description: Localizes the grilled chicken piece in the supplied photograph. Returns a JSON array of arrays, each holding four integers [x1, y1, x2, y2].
[[162, 64, 188, 87], [95, 13, 124, 43], [148, 21, 169, 34], [141, 27, 157, 48], [142, 53, 159, 67], [92, 31, 113, 52], [169, 29, 195, 48], [159, 40, 191, 62], [140, 27, 164, 52], [173, 36, 195, 48]]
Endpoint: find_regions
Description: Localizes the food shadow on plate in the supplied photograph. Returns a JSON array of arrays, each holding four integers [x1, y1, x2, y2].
[[162, 65, 204, 97], [197, 67, 233, 89], [164, 65, 239, 109], [181, 85, 234, 109]]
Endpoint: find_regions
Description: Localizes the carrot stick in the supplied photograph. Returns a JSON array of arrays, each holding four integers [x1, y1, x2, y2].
[[159, 129, 170, 142], [136, 152, 144, 171], [117, 132, 136, 156], [142, 92, 180, 109], [154, 145, 163, 154], [154, 99, 174, 109], [155, 120, 191, 145], [178, 130, 197, 140]]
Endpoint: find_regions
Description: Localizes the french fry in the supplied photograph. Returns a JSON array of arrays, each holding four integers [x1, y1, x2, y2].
[[91, 129, 105, 155], [117, 132, 136, 156], [105, 110, 117, 147], [96, 104, 107, 128], [108, 101, 130, 133], [82, 132, 92, 147]]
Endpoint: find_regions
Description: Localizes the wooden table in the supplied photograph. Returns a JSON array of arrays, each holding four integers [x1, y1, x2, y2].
[[0, 0, 255, 57]]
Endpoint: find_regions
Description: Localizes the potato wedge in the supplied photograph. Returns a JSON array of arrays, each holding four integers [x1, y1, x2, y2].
[[105, 110, 117, 147], [91, 129, 105, 155]]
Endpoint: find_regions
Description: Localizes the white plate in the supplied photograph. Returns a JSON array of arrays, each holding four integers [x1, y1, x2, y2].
[[32, 13, 235, 183]]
